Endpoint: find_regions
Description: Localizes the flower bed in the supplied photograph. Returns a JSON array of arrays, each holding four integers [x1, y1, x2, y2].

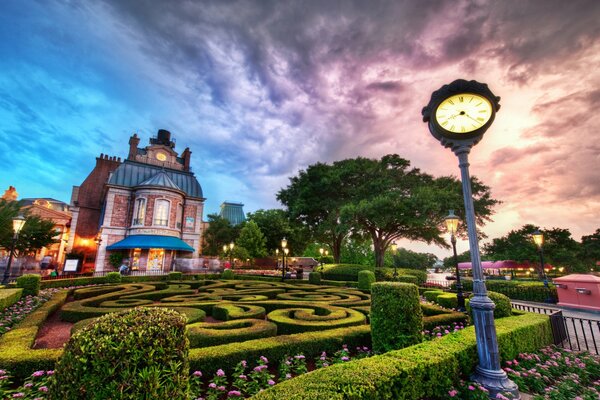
[[0, 289, 60, 337]]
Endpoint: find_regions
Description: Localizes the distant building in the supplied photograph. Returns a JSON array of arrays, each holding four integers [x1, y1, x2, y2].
[[219, 202, 246, 226], [67, 129, 206, 273]]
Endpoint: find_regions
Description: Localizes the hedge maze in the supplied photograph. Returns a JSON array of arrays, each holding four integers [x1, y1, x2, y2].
[[61, 280, 370, 348]]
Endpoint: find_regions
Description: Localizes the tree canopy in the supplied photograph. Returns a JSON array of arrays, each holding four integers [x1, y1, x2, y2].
[[246, 209, 310, 256], [0, 199, 57, 255], [235, 220, 267, 259], [201, 214, 239, 256]]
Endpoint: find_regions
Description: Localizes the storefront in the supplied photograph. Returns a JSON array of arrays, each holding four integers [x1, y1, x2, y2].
[[106, 235, 194, 272]]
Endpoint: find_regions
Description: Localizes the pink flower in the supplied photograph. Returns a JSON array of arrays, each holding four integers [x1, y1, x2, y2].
[[216, 369, 225, 377], [468, 385, 475, 391], [448, 389, 458, 397], [208, 383, 217, 389], [193, 371, 202, 377], [39, 386, 48, 393], [268, 379, 275, 385]]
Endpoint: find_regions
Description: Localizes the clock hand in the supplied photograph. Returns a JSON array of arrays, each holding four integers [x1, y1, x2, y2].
[[465, 114, 482, 125]]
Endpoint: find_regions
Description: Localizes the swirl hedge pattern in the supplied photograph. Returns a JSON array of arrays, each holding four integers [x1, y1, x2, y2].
[[61, 280, 369, 348]]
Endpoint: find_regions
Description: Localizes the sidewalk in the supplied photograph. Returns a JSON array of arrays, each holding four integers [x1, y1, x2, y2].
[[511, 299, 600, 321]]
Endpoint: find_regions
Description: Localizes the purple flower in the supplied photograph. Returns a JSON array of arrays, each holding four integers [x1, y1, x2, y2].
[[208, 383, 217, 389], [241, 360, 247, 368], [216, 369, 225, 377], [193, 371, 202, 377], [218, 386, 226, 391], [294, 355, 305, 360], [268, 379, 276, 386], [341, 356, 349, 362], [468, 385, 475, 391], [12, 394, 24, 398], [39, 386, 49, 393], [228, 391, 242, 397], [238, 374, 247, 380], [32, 371, 45, 377], [260, 356, 269, 364], [448, 390, 458, 397], [285, 373, 292, 379], [45, 370, 54, 376], [24, 383, 33, 388]]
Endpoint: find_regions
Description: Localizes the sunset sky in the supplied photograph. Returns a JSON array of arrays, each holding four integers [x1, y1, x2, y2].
[[1, 0, 598, 257]]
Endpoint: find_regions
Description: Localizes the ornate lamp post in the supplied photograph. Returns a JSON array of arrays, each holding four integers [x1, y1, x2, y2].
[[423, 79, 519, 398], [319, 247, 324, 269], [281, 237, 288, 282], [445, 210, 465, 311], [391, 243, 398, 279], [229, 241, 235, 269], [2, 215, 26, 285], [531, 230, 552, 302]]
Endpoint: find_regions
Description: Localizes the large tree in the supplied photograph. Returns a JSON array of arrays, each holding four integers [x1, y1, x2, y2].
[[236, 220, 267, 259], [339, 155, 498, 268], [580, 229, 600, 269], [0, 199, 57, 255], [246, 209, 310, 256], [201, 214, 239, 256], [483, 224, 584, 272], [393, 248, 438, 270]]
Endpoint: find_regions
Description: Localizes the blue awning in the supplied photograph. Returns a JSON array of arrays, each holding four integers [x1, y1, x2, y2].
[[106, 235, 195, 252]]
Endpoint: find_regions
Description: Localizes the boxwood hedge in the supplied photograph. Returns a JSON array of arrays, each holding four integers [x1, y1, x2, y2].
[[16, 274, 41, 296], [0, 288, 22, 311]]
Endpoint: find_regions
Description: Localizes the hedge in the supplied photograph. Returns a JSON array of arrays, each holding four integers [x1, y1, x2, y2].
[[376, 268, 428, 286], [423, 290, 444, 303], [50, 307, 189, 399], [0, 288, 22, 311], [168, 271, 183, 280], [436, 293, 458, 309], [395, 275, 418, 285], [251, 312, 553, 400], [321, 264, 374, 281], [105, 271, 121, 283], [370, 282, 422, 353], [189, 325, 371, 376], [187, 318, 277, 348], [419, 303, 468, 331], [454, 279, 558, 303], [222, 269, 235, 279], [308, 272, 321, 284], [467, 291, 512, 319], [212, 304, 266, 321], [267, 307, 366, 334], [16, 274, 41, 296], [358, 270, 376, 290]]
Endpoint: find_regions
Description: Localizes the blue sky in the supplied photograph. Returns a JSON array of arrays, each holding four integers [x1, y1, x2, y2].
[[1, 0, 599, 256]]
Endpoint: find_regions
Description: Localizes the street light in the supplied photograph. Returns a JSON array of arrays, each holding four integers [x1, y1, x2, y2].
[[281, 238, 288, 282], [229, 242, 235, 269], [391, 243, 398, 279], [319, 247, 324, 269], [445, 210, 465, 311], [532, 230, 552, 303], [2, 215, 26, 285], [282, 247, 289, 282]]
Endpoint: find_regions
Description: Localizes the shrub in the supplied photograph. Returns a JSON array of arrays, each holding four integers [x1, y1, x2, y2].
[[423, 290, 444, 302], [212, 304, 266, 321], [370, 282, 423, 353], [436, 293, 458, 309], [108, 252, 124, 268], [105, 271, 122, 283], [308, 272, 321, 284], [222, 269, 235, 279], [168, 271, 183, 280], [321, 264, 374, 281], [396, 275, 418, 284], [357, 270, 376, 290], [423, 312, 469, 331], [375, 268, 428, 285], [0, 288, 22, 311], [251, 313, 553, 400], [467, 291, 512, 319], [455, 279, 557, 303], [50, 307, 189, 399], [16, 274, 41, 296], [187, 318, 277, 347], [267, 307, 366, 335]]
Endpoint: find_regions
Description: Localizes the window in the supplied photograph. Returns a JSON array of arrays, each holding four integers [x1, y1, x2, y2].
[[176, 203, 183, 229], [153, 199, 170, 226], [133, 198, 146, 226]]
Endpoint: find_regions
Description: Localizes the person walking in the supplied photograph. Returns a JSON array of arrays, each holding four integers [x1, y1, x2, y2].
[[119, 261, 129, 275]]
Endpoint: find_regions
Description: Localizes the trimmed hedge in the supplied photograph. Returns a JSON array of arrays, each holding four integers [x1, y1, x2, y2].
[[455, 279, 558, 303], [188, 318, 277, 348], [168, 271, 183, 280], [0, 288, 22, 311], [105, 271, 122, 283], [16, 274, 41, 296], [322, 264, 374, 281], [267, 307, 366, 334], [370, 282, 423, 353], [395, 275, 418, 285], [423, 290, 444, 303], [358, 270, 376, 290], [436, 293, 458, 309], [212, 304, 266, 321], [189, 325, 371, 376], [308, 272, 321, 284], [376, 268, 428, 286], [467, 291, 512, 319], [222, 269, 235, 279], [251, 312, 553, 400], [50, 307, 189, 399]]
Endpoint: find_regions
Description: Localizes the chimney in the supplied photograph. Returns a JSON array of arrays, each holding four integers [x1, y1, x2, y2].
[[128, 134, 140, 160], [182, 147, 192, 171]]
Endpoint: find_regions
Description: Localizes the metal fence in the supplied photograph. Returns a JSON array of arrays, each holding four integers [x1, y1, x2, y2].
[[511, 303, 600, 355]]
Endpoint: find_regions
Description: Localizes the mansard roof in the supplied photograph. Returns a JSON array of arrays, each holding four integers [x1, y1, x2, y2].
[[108, 160, 204, 199]]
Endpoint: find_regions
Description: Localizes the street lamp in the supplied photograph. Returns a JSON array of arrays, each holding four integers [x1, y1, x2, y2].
[[281, 238, 288, 282], [423, 79, 518, 397], [229, 242, 235, 269], [391, 243, 398, 279], [445, 210, 465, 311], [2, 215, 26, 285], [319, 247, 324, 269], [532, 230, 552, 303]]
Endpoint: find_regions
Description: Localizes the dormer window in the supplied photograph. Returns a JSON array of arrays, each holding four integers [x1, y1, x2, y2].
[[153, 199, 170, 226], [133, 198, 146, 226]]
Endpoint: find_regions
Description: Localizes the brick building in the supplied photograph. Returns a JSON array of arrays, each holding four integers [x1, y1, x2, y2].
[[67, 129, 205, 273]]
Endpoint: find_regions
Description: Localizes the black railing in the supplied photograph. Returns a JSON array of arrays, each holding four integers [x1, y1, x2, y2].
[[424, 279, 452, 288], [511, 302, 600, 355]]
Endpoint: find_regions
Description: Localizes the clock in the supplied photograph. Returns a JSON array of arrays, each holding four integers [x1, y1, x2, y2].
[[156, 152, 167, 161], [422, 79, 500, 145]]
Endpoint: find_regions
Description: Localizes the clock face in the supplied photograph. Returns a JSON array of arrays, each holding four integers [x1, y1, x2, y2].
[[435, 93, 493, 134], [156, 152, 167, 161]]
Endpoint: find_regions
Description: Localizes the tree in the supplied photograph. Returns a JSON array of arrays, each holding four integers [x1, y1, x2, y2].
[[442, 250, 471, 269], [246, 209, 310, 256], [236, 221, 267, 260], [339, 155, 498, 268], [201, 214, 239, 256], [580, 229, 600, 269], [393, 248, 438, 270], [0, 199, 57, 255], [483, 224, 584, 272]]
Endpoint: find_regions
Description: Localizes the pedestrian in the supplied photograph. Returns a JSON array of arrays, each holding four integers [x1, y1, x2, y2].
[[119, 261, 129, 275]]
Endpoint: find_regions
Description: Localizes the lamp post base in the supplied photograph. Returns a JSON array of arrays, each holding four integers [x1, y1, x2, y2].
[[471, 366, 520, 400]]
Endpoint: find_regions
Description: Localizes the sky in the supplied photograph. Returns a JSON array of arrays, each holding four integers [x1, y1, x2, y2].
[[1, 0, 599, 258]]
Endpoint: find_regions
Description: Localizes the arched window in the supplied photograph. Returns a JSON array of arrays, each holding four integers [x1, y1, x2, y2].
[[153, 199, 170, 226], [133, 198, 146, 226], [176, 203, 183, 229]]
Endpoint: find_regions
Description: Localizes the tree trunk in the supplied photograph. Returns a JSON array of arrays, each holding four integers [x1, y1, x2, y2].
[[332, 234, 343, 264], [373, 236, 386, 268]]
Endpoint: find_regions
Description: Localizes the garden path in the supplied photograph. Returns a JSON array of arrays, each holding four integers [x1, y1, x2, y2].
[[33, 310, 72, 349]]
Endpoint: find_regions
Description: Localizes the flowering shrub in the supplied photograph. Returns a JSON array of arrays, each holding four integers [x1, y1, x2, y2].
[[446, 380, 490, 399], [0, 369, 54, 399], [0, 289, 59, 336], [423, 321, 466, 340]]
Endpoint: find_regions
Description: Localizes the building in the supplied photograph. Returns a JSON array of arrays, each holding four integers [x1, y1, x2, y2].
[[67, 129, 205, 273], [219, 201, 246, 226]]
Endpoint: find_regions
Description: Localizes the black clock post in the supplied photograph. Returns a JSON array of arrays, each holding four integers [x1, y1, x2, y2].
[[422, 79, 520, 399]]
